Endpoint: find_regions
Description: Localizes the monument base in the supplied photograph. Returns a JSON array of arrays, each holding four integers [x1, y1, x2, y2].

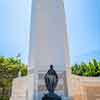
[[42, 92, 61, 100]]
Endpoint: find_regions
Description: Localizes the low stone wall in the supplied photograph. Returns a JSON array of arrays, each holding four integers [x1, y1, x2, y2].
[[10, 74, 34, 100], [71, 74, 100, 100]]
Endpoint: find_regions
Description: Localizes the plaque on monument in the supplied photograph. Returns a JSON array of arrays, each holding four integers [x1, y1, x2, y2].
[[42, 65, 61, 100]]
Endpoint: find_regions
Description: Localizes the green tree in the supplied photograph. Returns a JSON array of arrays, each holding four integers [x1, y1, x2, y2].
[[71, 59, 100, 77], [0, 56, 28, 100]]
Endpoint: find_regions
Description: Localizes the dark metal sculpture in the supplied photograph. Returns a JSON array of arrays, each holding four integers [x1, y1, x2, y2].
[[45, 65, 58, 93], [42, 65, 61, 100]]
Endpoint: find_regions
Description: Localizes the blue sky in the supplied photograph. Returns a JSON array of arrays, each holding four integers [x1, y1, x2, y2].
[[0, 0, 31, 63], [0, 0, 100, 64], [64, 0, 100, 64]]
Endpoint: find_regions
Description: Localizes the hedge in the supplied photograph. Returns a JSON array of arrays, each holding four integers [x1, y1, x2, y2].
[[72, 59, 100, 77]]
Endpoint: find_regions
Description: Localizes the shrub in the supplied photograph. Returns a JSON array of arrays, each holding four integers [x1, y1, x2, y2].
[[19, 64, 28, 76], [71, 59, 100, 77]]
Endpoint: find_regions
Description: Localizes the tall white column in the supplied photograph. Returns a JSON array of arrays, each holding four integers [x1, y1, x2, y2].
[[29, 0, 70, 71]]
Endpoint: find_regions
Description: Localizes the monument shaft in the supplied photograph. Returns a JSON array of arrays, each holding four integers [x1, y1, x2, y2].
[[29, 0, 70, 71]]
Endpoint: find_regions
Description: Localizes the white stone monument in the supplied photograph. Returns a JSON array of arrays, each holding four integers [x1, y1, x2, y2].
[[10, 0, 71, 100], [28, 0, 71, 99]]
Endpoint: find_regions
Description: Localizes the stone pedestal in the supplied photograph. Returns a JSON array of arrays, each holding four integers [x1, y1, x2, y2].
[[42, 93, 61, 100]]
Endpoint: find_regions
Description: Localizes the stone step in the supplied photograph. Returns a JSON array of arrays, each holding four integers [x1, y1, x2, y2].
[[35, 94, 71, 100], [62, 96, 71, 100]]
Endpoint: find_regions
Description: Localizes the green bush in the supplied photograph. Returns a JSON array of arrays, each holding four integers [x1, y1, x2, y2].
[[0, 56, 28, 100], [19, 64, 28, 76], [71, 59, 100, 77]]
